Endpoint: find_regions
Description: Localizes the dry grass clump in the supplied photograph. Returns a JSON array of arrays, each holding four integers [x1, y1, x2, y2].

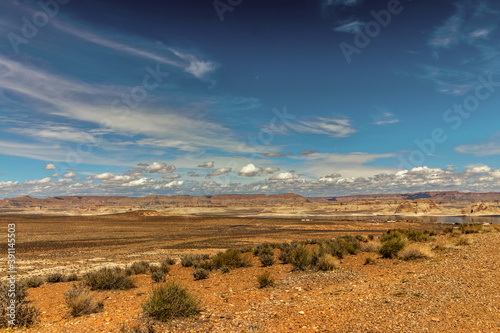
[[84, 267, 135, 290], [211, 249, 251, 269], [22, 276, 44, 288], [257, 271, 274, 288], [149, 266, 167, 283], [455, 235, 473, 246], [142, 281, 201, 322], [432, 240, 458, 251], [45, 272, 66, 284], [315, 254, 339, 271], [459, 223, 482, 234], [128, 261, 150, 275], [362, 241, 381, 253], [180, 254, 204, 268], [64, 284, 103, 317], [258, 253, 275, 267], [0, 281, 40, 327], [399, 244, 433, 261]]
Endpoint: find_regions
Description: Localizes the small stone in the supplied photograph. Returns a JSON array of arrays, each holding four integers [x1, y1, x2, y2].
[[431, 317, 440, 322], [299, 311, 305, 315]]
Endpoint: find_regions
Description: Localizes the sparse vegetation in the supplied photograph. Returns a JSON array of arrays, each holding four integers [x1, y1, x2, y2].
[[315, 254, 339, 271], [64, 284, 103, 317], [120, 321, 157, 333], [84, 267, 135, 290], [211, 249, 252, 269], [129, 261, 150, 275], [379, 237, 406, 259], [362, 241, 381, 253], [0, 281, 40, 327], [220, 265, 230, 273], [399, 244, 433, 261], [180, 254, 203, 268], [258, 253, 275, 267], [163, 257, 176, 266], [22, 276, 44, 288], [193, 268, 210, 280], [45, 272, 66, 283], [460, 223, 482, 234], [150, 266, 166, 283], [257, 271, 274, 288], [456, 236, 473, 246], [142, 281, 201, 322], [290, 244, 312, 271]]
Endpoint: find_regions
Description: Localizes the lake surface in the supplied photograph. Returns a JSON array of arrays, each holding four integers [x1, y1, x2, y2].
[[322, 215, 500, 224]]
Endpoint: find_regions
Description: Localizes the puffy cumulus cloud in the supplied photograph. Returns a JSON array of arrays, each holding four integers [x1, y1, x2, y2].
[[198, 161, 214, 168], [24, 177, 51, 185], [144, 162, 167, 172], [465, 165, 491, 173], [207, 167, 232, 176], [51, 173, 61, 178], [157, 165, 176, 174], [261, 167, 280, 175], [44, 163, 57, 170], [269, 172, 299, 180], [238, 164, 262, 177], [263, 152, 292, 157], [164, 180, 184, 188], [162, 174, 181, 179], [63, 172, 77, 178], [6, 165, 500, 198]]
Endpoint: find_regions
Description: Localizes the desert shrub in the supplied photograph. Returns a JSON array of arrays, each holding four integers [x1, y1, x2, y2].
[[142, 281, 201, 322], [355, 235, 367, 243], [380, 229, 406, 242], [290, 244, 311, 271], [150, 266, 166, 283], [258, 253, 275, 267], [456, 236, 473, 246], [337, 235, 362, 254], [194, 260, 214, 271], [326, 240, 348, 259], [45, 272, 66, 284], [362, 241, 381, 253], [211, 249, 251, 269], [278, 243, 295, 264], [0, 281, 40, 327], [460, 223, 482, 234], [315, 254, 339, 271], [23, 276, 44, 288], [66, 273, 79, 282], [193, 268, 209, 280], [379, 238, 406, 259], [163, 257, 176, 266], [443, 227, 454, 234], [159, 261, 170, 274], [129, 261, 150, 275], [253, 243, 273, 257], [238, 245, 253, 253], [257, 271, 274, 288], [399, 244, 433, 261], [364, 257, 377, 265], [368, 234, 375, 241], [64, 284, 103, 317], [180, 254, 203, 268], [84, 267, 135, 290], [407, 230, 430, 242], [219, 265, 230, 274]]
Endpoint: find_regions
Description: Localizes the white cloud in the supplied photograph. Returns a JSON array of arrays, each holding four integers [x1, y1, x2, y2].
[[456, 141, 500, 156], [238, 164, 263, 177], [44, 163, 57, 170], [63, 172, 77, 178], [465, 165, 491, 173], [207, 167, 232, 176], [269, 172, 299, 180], [198, 161, 215, 168], [162, 174, 181, 179], [287, 117, 356, 138], [24, 177, 51, 185], [262, 167, 280, 175], [144, 162, 167, 172]]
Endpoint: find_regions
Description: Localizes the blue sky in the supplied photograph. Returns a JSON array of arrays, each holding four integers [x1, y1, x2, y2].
[[1, 0, 500, 198]]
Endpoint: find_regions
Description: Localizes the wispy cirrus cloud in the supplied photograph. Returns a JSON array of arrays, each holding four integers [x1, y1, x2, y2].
[[333, 20, 365, 34], [287, 117, 357, 138]]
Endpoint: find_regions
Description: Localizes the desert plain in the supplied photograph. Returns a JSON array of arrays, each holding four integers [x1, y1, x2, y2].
[[1, 192, 499, 332]]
